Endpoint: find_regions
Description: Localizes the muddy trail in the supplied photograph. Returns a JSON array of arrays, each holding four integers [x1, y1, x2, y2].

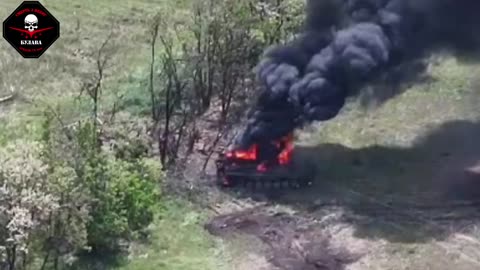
[[206, 207, 359, 270]]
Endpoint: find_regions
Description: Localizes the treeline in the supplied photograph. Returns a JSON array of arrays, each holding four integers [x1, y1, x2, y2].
[[0, 0, 302, 269]]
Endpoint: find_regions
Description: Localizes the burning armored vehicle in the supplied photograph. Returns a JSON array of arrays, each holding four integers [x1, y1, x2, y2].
[[215, 133, 313, 188]]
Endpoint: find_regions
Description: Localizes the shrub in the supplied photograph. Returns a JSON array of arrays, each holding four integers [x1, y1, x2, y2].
[[85, 155, 161, 252], [0, 140, 89, 270], [100, 112, 152, 161], [0, 141, 53, 270], [39, 114, 163, 258]]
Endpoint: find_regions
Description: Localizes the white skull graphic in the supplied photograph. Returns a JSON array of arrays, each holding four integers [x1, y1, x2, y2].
[[24, 14, 38, 32]]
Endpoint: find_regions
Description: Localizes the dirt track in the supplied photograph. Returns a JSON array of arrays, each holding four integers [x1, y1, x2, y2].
[[206, 206, 359, 270]]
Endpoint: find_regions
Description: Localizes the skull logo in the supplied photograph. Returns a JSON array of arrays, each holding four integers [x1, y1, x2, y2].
[[24, 14, 38, 32]]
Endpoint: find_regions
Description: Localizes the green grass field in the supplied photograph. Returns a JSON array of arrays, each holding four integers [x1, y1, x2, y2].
[[114, 201, 229, 270], [0, 0, 190, 128], [3, 0, 480, 269]]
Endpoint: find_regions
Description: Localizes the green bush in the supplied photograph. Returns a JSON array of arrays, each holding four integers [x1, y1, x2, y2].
[[40, 114, 163, 256], [100, 112, 152, 161], [85, 155, 161, 252]]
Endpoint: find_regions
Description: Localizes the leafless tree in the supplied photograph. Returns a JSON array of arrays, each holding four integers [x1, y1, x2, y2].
[[80, 31, 115, 134]]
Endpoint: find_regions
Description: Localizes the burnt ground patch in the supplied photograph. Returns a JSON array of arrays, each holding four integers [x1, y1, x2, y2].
[[205, 207, 359, 270]]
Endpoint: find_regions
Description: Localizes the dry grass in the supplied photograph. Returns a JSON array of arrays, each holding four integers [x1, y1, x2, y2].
[[0, 0, 191, 116], [0, 0, 192, 140]]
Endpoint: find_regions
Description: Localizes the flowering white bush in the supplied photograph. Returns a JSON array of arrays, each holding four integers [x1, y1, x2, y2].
[[0, 141, 59, 269]]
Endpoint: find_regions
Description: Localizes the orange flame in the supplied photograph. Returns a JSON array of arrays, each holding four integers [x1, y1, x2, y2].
[[226, 133, 294, 166], [226, 144, 258, 160], [277, 133, 294, 165]]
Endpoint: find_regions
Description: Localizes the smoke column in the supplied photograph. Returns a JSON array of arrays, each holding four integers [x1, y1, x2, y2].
[[236, 0, 480, 148]]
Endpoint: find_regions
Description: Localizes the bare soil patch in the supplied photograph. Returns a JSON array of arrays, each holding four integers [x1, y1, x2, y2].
[[205, 207, 359, 270]]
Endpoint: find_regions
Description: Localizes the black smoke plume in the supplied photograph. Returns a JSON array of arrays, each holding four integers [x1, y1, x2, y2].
[[236, 0, 480, 148]]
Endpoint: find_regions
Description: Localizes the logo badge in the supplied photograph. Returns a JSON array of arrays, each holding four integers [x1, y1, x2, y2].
[[3, 1, 60, 58]]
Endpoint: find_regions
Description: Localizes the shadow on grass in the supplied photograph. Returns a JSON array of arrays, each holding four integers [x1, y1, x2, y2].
[[229, 120, 480, 244]]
